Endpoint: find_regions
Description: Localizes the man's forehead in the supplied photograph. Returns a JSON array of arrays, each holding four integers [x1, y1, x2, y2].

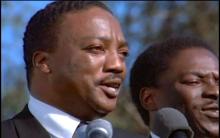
[[169, 48, 218, 66], [59, 7, 120, 32], [181, 70, 219, 77], [62, 7, 114, 21], [57, 7, 126, 44]]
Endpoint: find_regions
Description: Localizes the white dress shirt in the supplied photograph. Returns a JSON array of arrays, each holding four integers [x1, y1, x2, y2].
[[150, 132, 160, 138], [28, 95, 80, 138]]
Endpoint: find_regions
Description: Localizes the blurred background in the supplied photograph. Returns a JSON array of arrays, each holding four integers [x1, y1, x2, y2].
[[1, 1, 219, 134]]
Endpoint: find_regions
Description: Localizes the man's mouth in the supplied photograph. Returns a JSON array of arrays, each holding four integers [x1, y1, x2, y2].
[[99, 79, 121, 98], [202, 104, 219, 119]]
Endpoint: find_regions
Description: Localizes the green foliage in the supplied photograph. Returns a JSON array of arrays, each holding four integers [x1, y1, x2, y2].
[[1, 80, 28, 120]]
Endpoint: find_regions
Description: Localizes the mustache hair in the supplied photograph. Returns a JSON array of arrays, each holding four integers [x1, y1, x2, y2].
[[96, 74, 123, 85], [202, 100, 219, 109]]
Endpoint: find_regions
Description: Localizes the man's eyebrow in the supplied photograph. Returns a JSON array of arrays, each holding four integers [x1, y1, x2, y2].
[[119, 41, 129, 48], [82, 36, 129, 47], [183, 71, 219, 78], [81, 36, 111, 41]]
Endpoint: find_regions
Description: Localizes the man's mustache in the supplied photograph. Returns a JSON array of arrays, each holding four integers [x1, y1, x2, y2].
[[96, 74, 123, 85]]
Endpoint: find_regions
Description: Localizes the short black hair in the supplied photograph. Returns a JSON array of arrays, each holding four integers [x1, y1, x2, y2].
[[23, 1, 112, 89], [129, 35, 216, 125]]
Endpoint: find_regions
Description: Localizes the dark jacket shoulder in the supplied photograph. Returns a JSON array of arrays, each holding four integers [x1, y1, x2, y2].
[[1, 105, 50, 138], [2, 118, 18, 138]]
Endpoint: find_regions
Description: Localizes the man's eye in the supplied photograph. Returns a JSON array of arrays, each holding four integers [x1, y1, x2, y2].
[[183, 80, 201, 86], [84, 45, 105, 54], [119, 49, 129, 58], [121, 51, 129, 57], [215, 78, 219, 86]]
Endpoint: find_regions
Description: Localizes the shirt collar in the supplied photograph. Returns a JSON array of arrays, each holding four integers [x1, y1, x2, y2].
[[150, 131, 160, 138], [28, 95, 80, 138]]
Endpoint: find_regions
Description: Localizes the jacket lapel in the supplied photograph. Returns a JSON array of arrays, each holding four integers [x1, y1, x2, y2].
[[13, 105, 50, 138]]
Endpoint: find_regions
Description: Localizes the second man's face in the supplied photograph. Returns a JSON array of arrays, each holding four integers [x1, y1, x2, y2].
[[48, 7, 128, 120], [155, 48, 219, 138]]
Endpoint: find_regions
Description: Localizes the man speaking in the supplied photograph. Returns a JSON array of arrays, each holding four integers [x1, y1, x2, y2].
[[2, 1, 129, 138], [130, 36, 219, 138]]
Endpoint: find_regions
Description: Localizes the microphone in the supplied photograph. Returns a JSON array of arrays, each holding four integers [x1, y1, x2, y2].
[[151, 107, 194, 138], [86, 119, 113, 138]]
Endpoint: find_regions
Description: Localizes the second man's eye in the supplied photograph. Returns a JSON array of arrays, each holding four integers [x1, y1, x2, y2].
[[182, 80, 201, 86], [84, 45, 105, 54]]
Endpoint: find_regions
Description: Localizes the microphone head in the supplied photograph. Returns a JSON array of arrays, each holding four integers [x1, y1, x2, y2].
[[86, 119, 113, 138], [152, 107, 194, 138]]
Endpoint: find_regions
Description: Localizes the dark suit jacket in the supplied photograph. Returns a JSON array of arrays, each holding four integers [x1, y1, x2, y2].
[[2, 105, 146, 138]]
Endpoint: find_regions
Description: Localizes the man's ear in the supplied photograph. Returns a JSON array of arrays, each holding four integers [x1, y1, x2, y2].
[[139, 87, 158, 111], [32, 51, 51, 73]]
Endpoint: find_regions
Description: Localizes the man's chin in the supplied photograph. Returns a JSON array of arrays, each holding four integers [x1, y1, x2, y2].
[[97, 107, 114, 115], [207, 129, 219, 138], [194, 123, 219, 138], [95, 105, 115, 116], [90, 99, 117, 118]]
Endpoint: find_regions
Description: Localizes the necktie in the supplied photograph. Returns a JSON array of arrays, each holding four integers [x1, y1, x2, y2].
[[72, 122, 88, 138]]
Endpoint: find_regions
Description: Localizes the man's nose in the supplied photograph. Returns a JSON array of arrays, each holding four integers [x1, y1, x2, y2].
[[103, 51, 124, 74], [202, 83, 219, 100]]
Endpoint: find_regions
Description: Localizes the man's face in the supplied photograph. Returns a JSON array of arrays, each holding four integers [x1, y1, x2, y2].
[[48, 7, 128, 120], [154, 48, 219, 138]]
